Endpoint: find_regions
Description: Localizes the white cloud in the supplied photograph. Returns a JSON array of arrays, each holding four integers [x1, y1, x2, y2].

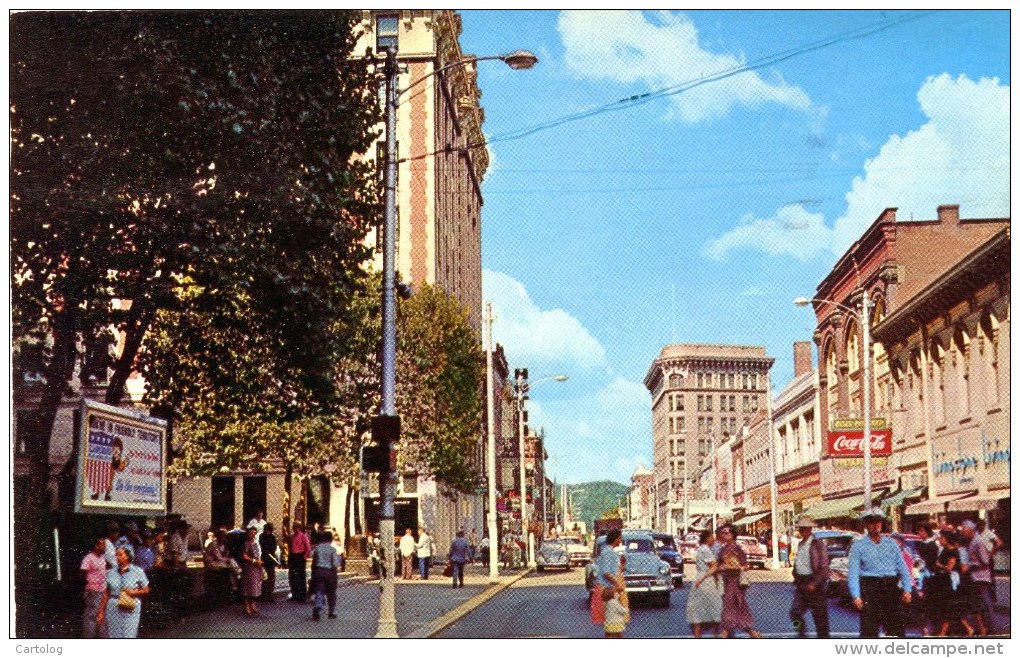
[[704, 204, 832, 261], [704, 74, 1010, 261], [557, 10, 814, 123], [483, 269, 606, 371], [535, 376, 653, 484]]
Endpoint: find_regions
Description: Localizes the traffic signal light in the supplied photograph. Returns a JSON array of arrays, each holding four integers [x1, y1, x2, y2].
[[361, 415, 400, 473]]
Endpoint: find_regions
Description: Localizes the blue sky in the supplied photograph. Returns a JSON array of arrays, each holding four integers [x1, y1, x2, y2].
[[456, 9, 1010, 485]]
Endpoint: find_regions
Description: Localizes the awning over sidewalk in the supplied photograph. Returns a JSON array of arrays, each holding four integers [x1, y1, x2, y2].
[[904, 492, 974, 516], [947, 491, 1009, 512], [733, 511, 770, 526], [878, 486, 926, 509], [804, 494, 867, 520]]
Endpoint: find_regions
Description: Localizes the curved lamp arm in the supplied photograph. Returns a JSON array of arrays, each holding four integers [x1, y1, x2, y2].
[[397, 50, 538, 99]]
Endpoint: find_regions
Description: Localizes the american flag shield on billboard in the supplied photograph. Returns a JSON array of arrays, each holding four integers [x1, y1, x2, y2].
[[86, 426, 114, 498]]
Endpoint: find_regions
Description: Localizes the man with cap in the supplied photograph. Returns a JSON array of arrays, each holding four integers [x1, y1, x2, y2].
[[847, 510, 913, 637], [789, 515, 831, 638]]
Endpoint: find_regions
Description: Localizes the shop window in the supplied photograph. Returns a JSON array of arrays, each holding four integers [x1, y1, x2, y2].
[[376, 14, 399, 52]]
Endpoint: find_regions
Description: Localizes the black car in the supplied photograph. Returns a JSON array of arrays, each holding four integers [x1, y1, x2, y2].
[[649, 532, 684, 587]]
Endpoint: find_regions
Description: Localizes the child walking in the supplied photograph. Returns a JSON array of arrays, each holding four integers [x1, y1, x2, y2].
[[603, 586, 628, 638]]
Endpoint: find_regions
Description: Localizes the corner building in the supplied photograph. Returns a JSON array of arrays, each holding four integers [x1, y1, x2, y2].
[[808, 204, 1008, 525], [644, 344, 774, 533]]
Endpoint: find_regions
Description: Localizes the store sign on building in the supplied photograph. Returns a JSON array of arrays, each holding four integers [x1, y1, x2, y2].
[[931, 430, 1010, 496], [749, 484, 771, 510], [826, 429, 892, 457], [777, 469, 821, 504], [819, 456, 893, 497]]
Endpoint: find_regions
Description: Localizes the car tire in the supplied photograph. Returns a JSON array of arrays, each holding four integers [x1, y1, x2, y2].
[[537, 565, 544, 572], [657, 592, 671, 608]]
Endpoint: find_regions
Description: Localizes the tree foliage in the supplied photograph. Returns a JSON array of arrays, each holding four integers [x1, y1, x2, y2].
[[396, 284, 486, 493], [9, 10, 382, 615]]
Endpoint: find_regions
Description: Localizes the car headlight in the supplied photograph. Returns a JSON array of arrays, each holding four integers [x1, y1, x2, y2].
[[659, 564, 670, 575]]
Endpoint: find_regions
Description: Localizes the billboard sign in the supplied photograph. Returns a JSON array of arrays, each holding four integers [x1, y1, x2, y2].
[[826, 429, 892, 457], [75, 399, 168, 516]]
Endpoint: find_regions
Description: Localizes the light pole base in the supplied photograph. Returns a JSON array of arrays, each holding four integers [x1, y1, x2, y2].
[[374, 620, 398, 638], [527, 532, 536, 568]]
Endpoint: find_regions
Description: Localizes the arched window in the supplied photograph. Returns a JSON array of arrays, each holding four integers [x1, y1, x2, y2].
[[953, 326, 971, 418], [845, 319, 861, 415], [929, 340, 946, 428], [979, 312, 1000, 405], [909, 349, 923, 439], [824, 339, 839, 418], [871, 298, 889, 413]]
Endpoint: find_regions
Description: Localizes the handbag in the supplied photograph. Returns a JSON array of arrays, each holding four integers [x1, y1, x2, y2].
[[442, 562, 453, 577], [117, 590, 137, 611]]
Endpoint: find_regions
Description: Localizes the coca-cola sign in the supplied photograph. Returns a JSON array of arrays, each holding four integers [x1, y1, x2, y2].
[[826, 430, 892, 456]]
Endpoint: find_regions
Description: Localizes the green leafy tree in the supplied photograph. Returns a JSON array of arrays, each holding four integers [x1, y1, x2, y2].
[[395, 284, 486, 493], [10, 10, 381, 631]]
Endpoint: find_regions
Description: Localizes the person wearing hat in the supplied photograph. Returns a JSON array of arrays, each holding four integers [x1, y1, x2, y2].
[[789, 515, 831, 638], [847, 510, 913, 637]]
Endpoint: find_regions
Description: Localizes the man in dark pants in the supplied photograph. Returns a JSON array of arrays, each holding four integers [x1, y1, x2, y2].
[[847, 510, 913, 637], [287, 522, 311, 602], [790, 516, 831, 637]]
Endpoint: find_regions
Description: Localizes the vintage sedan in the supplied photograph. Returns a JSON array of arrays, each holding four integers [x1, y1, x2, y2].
[[560, 535, 590, 565], [535, 540, 571, 572], [585, 531, 673, 607]]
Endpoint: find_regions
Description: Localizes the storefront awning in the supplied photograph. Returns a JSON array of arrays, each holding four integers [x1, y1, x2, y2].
[[734, 511, 770, 526], [904, 492, 974, 516], [878, 486, 926, 509], [947, 491, 1008, 512], [804, 494, 868, 520], [690, 516, 710, 530]]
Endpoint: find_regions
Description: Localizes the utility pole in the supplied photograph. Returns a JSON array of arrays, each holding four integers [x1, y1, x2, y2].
[[484, 302, 499, 582]]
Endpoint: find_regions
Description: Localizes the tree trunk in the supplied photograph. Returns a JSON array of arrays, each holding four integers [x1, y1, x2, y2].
[[14, 304, 80, 637], [105, 301, 153, 406]]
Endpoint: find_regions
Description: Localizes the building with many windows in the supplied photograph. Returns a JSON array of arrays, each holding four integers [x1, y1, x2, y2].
[[807, 205, 1009, 524], [872, 226, 1009, 536], [644, 344, 774, 532]]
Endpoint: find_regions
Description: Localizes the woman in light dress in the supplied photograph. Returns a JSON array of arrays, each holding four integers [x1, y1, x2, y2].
[[688, 529, 723, 637], [97, 547, 150, 638]]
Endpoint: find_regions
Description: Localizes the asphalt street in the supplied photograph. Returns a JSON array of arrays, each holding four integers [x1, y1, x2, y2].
[[436, 566, 1012, 639]]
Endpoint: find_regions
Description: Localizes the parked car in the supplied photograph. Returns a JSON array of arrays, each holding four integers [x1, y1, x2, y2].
[[560, 535, 590, 565], [815, 529, 862, 601], [585, 531, 673, 607], [536, 540, 571, 572], [737, 535, 769, 569], [680, 532, 700, 563], [629, 530, 684, 587]]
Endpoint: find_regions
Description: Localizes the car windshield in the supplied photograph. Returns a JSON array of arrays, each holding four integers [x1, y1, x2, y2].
[[819, 536, 854, 556], [737, 538, 758, 547], [623, 538, 653, 553], [561, 537, 580, 545], [653, 537, 677, 551]]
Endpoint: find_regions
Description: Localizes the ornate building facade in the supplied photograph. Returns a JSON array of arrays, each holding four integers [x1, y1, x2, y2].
[[644, 344, 774, 533]]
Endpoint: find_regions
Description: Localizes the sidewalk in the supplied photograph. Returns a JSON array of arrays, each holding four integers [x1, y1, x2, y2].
[[141, 564, 530, 639]]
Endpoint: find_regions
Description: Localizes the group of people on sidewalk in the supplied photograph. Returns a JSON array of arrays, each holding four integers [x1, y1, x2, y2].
[[79, 517, 198, 638]]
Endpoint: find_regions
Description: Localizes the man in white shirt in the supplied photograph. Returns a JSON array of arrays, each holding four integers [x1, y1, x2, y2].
[[246, 509, 267, 541], [399, 528, 417, 580], [416, 528, 434, 579]]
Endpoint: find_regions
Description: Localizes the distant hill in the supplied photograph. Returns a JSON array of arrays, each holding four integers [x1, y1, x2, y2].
[[565, 481, 629, 528]]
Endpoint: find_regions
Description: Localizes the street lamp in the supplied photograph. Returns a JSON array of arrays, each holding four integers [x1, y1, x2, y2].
[[514, 370, 568, 567], [374, 46, 537, 638], [794, 293, 873, 516]]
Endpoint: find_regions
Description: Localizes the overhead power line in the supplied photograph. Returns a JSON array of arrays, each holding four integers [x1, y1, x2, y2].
[[399, 11, 934, 164]]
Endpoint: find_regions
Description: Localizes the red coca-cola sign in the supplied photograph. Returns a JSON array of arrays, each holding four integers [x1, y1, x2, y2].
[[826, 429, 892, 456]]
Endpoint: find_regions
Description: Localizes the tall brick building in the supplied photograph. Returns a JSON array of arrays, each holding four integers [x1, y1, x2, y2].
[[807, 205, 1009, 522]]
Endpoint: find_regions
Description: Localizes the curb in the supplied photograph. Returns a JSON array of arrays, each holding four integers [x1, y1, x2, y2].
[[409, 569, 532, 638]]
